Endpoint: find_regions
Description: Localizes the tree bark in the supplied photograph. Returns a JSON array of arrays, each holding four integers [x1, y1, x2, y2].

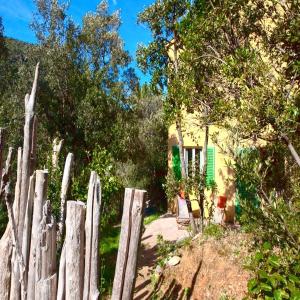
[[200, 125, 209, 231], [281, 134, 300, 168]]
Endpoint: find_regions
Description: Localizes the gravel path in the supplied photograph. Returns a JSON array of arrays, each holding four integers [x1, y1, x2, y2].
[[134, 213, 189, 299]]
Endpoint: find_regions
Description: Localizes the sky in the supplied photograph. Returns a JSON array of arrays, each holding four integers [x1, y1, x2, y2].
[[0, 0, 154, 83]]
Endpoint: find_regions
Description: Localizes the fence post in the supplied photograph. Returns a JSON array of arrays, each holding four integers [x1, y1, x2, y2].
[[57, 152, 74, 243], [112, 188, 146, 300], [27, 170, 48, 300], [57, 242, 66, 300], [65, 201, 85, 300], [122, 189, 146, 300], [83, 172, 101, 300], [35, 201, 57, 300]]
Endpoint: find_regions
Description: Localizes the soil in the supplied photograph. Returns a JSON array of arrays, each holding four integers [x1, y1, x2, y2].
[[134, 216, 251, 300]]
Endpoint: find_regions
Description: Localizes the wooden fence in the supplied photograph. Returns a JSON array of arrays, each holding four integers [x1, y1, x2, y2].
[[0, 64, 146, 300]]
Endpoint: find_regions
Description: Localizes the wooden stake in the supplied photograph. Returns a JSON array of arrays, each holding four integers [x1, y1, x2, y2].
[[111, 188, 135, 300], [65, 201, 85, 300], [83, 172, 101, 300], [10, 148, 23, 300], [18, 63, 39, 244], [57, 152, 74, 243], [21, 173, 35, 297], [35, 201, 57, 300], [122, 190, 146, 300], [27, 170, 48, 300], [56, 242, 66, 300]]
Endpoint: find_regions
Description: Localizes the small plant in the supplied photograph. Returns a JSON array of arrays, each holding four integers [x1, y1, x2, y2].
[[156, 234, 179, 267], [203, 223, 225, 240]]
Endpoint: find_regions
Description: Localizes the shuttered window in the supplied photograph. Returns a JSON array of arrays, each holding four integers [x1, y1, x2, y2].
[[206, 147, 215, 187], [172, 145, 181, 180]]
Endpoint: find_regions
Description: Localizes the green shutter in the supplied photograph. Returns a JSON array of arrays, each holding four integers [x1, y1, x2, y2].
[[172, 145, 181, 180], [206, 147, 215, 187], [235, 147, 259, 217]]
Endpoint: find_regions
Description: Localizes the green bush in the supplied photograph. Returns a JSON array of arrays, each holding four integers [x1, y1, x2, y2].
[[247, 242, 300, 299]]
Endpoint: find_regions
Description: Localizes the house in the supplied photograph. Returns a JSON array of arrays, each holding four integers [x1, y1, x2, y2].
[[168, 110, 236, 222]]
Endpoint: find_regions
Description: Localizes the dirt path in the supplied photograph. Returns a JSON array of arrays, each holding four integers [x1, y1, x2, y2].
[[134, 213, 189, 300]]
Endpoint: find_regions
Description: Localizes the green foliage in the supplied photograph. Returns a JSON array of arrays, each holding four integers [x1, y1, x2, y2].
[[246, 242, 300, 299], [0, 202, 8, 237], [72, 146, 123, 228], [203, 224, 225, 240], [99, 226, 120, 295]]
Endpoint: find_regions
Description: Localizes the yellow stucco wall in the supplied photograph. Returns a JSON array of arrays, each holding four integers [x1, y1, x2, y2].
[[168, 112, 236, 222]]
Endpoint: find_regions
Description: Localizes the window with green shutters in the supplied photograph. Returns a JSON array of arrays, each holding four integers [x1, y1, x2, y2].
[[172, 145, 181, 180], [206, 147, 215, 187]]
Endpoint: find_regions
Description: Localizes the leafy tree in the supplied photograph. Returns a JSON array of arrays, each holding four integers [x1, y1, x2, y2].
[[138, 0, 197, 233]]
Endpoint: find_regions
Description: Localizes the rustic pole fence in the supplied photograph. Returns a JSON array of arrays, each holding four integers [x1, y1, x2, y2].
[[0, 63, 148, 300]]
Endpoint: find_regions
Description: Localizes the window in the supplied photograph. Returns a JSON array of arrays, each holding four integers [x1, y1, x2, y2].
[[183, 147, 203, 177]]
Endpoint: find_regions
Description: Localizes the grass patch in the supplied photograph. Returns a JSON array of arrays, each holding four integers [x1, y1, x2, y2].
[[100, 225, 121, 295], [144, 212, 161, 225]]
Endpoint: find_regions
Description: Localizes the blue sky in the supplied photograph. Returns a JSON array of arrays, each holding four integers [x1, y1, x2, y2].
[[0, 0, 154, 82]]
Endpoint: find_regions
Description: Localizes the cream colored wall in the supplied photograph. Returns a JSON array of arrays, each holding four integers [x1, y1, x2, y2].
[[168, 112, 236, 222]]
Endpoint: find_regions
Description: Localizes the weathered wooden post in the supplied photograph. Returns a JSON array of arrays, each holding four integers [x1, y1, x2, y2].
[[18, 63, 39, 243], [57, 152, 74, 243], [27, 170, 48, 300], [112, 188, 146, 300], [65, 201, 86, 300], [57, 243, 66, 300], [21, 172, 35, 297], [0, 129, 12, 300], [35, 201, 57, 300], [122, 189, 146, 300], [83, 172, 101, 300]]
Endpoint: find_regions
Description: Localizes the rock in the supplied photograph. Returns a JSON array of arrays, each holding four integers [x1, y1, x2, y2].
[[155, 265, 163, 275], [167, 256, 181, 266]]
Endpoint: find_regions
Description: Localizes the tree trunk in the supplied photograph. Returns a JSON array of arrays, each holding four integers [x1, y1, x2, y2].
[[200, 125, 209, 232]]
